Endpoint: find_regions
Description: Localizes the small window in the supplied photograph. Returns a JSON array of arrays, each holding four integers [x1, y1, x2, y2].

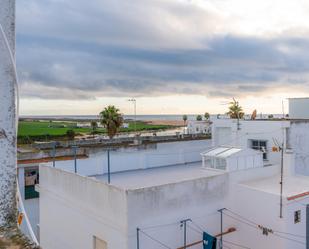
[[250, 140, 268, 160], [93, 236, 107, 249], [294, 210, 301, 224]]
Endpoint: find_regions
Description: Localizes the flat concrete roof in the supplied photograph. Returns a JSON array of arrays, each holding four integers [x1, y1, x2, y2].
[[241, 174, 309, 200], [92, 162, 225, 190]]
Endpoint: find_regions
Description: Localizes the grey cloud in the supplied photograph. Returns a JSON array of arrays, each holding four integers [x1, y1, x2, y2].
[[16, 0, 309, 100]]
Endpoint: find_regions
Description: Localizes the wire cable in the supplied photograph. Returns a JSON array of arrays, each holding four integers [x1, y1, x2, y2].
[[140, 221, 179, 231], [225, 209, 306, 239], [223, 210, 305, 245], [139, 229, 173, 249]]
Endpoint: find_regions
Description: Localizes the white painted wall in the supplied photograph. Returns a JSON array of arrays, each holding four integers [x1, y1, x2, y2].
[[289, 98, 309, 119], [186, 121, 211, 134], [40, 158, 307, 249], [39, 166, 129, 249], [39, 165, 228, 249], [289, 121, 309, 176], [0, 0, 17, 226], [212, 119, 290, 166], [53, 140, 211, 176], [127, 173, 229, 249]]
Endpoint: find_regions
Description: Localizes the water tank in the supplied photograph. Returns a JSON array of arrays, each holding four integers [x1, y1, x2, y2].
[[289, 98, 309, 119]]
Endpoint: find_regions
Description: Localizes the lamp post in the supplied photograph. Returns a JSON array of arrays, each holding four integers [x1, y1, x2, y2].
[[71, 145, 78, 173], [128, 98, 137, 133]]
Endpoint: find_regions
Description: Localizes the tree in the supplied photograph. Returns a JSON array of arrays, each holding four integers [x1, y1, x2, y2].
[[204, 112, 210, 120], [182, 115, 188, 127], [196, 115, 202, 121], [227, 98, 244, 119], [90, 121, 98, 137], [100, 105, 124, 139], [66, 129, 75, 140]]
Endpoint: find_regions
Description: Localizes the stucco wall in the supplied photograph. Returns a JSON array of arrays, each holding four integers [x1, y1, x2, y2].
[[289, 121, 309, 175], [0, 0, 17, 226], [212, 119, 289, 166], [39, 165, 129, 249], [226, 184, 286, 249], [53, 140, 211, 176], [127, 173, 229, 249]]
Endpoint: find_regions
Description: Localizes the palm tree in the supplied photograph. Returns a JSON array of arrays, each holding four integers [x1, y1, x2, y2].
[[204, 112, 210, 120], [100, 106, 124, 139], [182, 115, 188, 127], [196, 115, 202, 121], [90, 120, 98, 137], [227, 98, 244, 119]]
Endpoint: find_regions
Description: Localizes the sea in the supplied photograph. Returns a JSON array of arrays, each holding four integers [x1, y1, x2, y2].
[[20, 113, 283, 121], [20, 114, 202, 121]]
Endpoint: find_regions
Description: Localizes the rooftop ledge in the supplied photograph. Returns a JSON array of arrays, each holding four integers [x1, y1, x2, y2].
[[90, 162, 225, 190]]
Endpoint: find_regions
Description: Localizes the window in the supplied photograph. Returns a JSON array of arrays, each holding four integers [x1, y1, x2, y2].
[[251, 140, 268, 160], [93, 236, 107, 249], [294, 210, 301, 224]]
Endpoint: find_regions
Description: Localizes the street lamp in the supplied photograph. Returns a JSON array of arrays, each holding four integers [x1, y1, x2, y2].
[[128, 98, 137, 133]]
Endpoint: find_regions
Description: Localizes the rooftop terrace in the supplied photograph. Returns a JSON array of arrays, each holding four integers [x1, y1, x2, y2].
[[241, 174, 309, 200], [92, 162, 225, 190]]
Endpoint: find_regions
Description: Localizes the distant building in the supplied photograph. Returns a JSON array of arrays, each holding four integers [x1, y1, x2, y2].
[[186, 120, 211, 135]]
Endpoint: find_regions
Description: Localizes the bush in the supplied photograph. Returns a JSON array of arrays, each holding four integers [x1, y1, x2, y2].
[[66, 130, 75, 140]]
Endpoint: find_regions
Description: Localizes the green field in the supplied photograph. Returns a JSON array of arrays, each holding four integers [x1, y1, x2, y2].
[[18, 120, 172, 144]]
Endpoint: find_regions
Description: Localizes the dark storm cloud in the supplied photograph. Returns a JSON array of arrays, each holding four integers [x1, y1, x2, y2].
[[16, 0, 309, 99]]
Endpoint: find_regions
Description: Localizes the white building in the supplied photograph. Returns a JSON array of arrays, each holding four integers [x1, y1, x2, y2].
[[212, 119, 290, 165], [289, 97, 309, 119], [37, 128, 309, 249], [186, 120, 211, 135], [34, 98, 309, 249]]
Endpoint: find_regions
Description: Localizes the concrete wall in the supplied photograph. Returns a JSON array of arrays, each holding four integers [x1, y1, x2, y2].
[[39, 165, 129, 249], [0, 0, 17, 226], [289, 98, 309, 119], [226, 183, 286, 249], [127, 173, 229, 249], [212, 119, 290, 166], [53, 140, 211, 176], [289, 121, 309, 175]]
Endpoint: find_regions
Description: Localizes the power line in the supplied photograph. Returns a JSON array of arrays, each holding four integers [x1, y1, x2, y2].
[[223, 240, 251, 249], [224, 209, 306, 239], [223, 210, 305, 245], [187, 224, 250, 249], [139, 229, 172, 249], [141, 221, 179, 231]]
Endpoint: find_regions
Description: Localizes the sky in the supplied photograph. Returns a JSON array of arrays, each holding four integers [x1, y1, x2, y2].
[[16, 0, 309, 115]]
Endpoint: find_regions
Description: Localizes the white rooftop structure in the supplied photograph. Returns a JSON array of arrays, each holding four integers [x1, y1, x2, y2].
[[289, 97, 309, 119], [201, 146, 263, 171]]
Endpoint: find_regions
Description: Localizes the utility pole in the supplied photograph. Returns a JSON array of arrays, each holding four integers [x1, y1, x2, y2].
[[52, 141, 56, 167], [107, 149, 111, 184], [180, 218, 192, 249], [279, 142, 284, 218], [128, 98, 137, 134], [72, 145, 78, 173], [218, 208, 226, 249], [0, 0, 17, 226], [136, 227, 140, 249]]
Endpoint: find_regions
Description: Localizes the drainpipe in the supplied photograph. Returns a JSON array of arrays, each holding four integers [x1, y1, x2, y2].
[[0, 0, 17, 226]]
